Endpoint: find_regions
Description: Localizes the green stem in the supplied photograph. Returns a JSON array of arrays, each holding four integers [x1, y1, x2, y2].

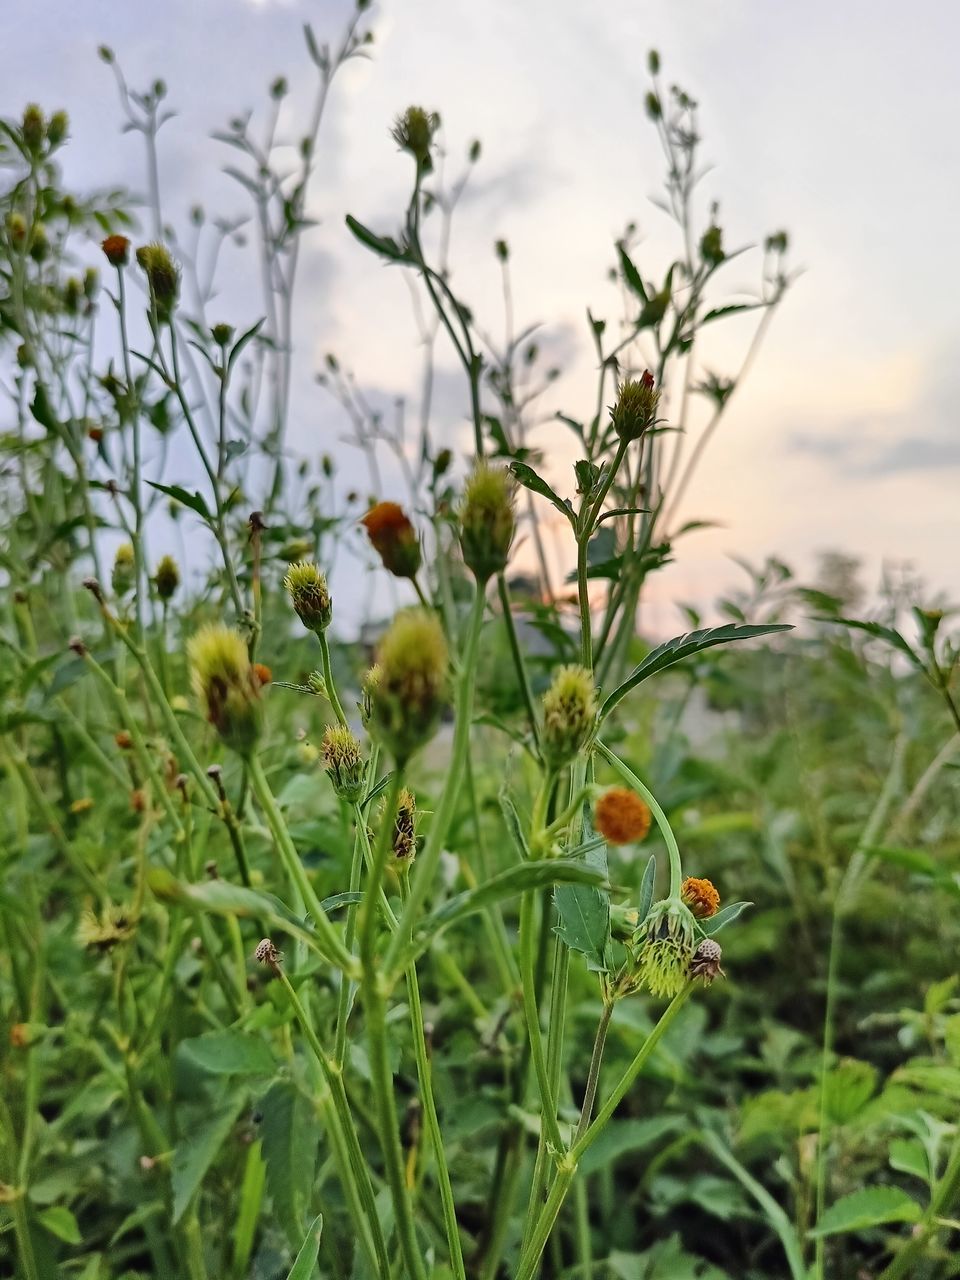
[[317, 630, 348, 728], [574, 999, 614, 1143], [497, 571, 539, 745], [879, 1131, 960, 1279], [596, 739, 683, 897]]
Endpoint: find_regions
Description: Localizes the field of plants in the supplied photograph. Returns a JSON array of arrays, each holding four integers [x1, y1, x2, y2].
[[2, 6, 959, 1279]]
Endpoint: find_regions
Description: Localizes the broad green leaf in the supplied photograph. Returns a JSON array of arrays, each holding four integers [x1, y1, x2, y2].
[[509, 461, 575, 526], [600, 623, 793, 719], [580, 1115, 682, 1175], [608, 1235, 730, 1279], [180, 1031, 276, 1077], [37, 1205, 82, 1245], [889, 1138, 929, 1182], [260, 1080, 320, 1250], [554, 824, 610, 969], [172, 1093, 246, 1223], [704, 901, 753, 935], [809, 1185, 921, 1238], [924, 974, 958, 1017], [821, 1059, 877, 1124], [285, 1214, 323, 1280], [146, 480, 212, 522]]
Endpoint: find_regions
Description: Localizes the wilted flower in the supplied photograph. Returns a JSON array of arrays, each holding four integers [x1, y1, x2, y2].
[[188, 624, 263, 756], [681, 876, 720, 919], [102, 234, 130, 267], [594, 787, 652, 845], [322, 725, 366, 803], [387, 787, 418, 866], [135, 242, 180, 320], [360, 502, 422, 580], [367, 609, 448, 762], [689, 938, 724, 984], [541, 665, 597, 770], [636, 899, 697, 999], [610, 372, 660, 442], [458, 462, 516, 582], [283, 561, 332, 633]]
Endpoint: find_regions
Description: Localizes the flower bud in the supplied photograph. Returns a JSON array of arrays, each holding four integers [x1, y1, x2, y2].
[[360, 502, 422, 580], [541, 665, 597, 770], [700, 224, 724, 266], [22, 104, 45, 153], [111, 543, 135, 596], [283, 561, 332, 633], [153, 554, 180, 601], [594, 787, 651, 845], [102, 234, 130, 268], [680, 876, 720, 919], [29, 224, 49, 263], [211, 322, 234, 347], [135, 242, 180, 320], [367, 609, 448, 762], [83, 267, 100, 300], [7, 213, 27, 249], [458, 462, 516, 583], [47, 109, 69, 147], [391, 106, 440, 170], [636, 899, 696, 999], [610, 371, 661, 442], [321, 725, 366, 803], [188, 624, 263, 756]]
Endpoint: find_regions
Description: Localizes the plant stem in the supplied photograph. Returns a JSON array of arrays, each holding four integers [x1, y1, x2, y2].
[[574, 999, 614, 1143], [596, 739, 683, 896]]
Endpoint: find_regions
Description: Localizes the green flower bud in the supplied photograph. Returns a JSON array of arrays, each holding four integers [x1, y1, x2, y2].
[[47, 110, 69, 147], [541, 665, 597, 770], [111, 543, 135, 596], [7, 213, 27, 249], [188, 624, 263, 756], [135, 242, 180, 321], [321, 725, 366, 803], [391, 105, 440, 171], [635, 899, 697, 999], [29, 223, 49, 263], [700, 223, 724, 265], [368, 609, 448, 763], [153, 554, 180, 601], [610, 371, 661, 443], [283, 561, 332, 633], [458, 462, 516, 583], [211, 322, 234, 347], [22, 104, 45, 153]]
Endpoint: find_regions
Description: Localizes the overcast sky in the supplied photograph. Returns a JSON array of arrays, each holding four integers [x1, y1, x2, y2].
[[7, 0, 960, 629]]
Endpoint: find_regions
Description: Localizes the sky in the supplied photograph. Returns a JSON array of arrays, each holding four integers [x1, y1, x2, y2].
[[6, 0, 960, 631]]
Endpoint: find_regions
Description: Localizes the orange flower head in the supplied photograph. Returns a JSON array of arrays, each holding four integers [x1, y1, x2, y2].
[[361, 501, 422, 579], [594, 787, 652, 845], [681, 876, 720, 919], [253, 663, 272, 687], [102, 234, 130, 267]]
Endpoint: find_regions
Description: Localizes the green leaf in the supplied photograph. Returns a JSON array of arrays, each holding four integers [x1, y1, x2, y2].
[[580, 1115, 682, 1175], [637, 855, 657, 926], [345, 214, 408, 262], [227, 318, 265, 375], [180, 1031, 276, 1077], [703, 901, 752, 935], [509, 461, 575, 526], [145, 480, 212, 522], [809, 1185, 921, 1238], [600, 623, 793, 720], [617, 243, 648, 303], [260, 1080, 320, 1249], [554, 824, 610, 969], [172, 1093, 247, 1223], [37, 1205, 82, 1245], [285, 1214, 323, 1280], [818, 616, 926, 670], [889, 1138, 929, 1182]]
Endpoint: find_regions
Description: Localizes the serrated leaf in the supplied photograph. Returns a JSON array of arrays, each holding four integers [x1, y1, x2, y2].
[[818, 616, 925, 670], [172, 1093, 246, 1223], [260, 1080, 320, 1250], [180, 1031, 275, 1077], [509, 461, 575, 526], [809, 1185, 921, 1238], [285, 1214, 323, 1279], [600, 624, 793, 720]]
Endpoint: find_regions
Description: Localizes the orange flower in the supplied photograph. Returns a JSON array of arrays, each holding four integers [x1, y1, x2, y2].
[[101, 234, 130, 267], [360, 501, 422, 579], [253, 663, 272, 687], [594, 787, 652, 845], [681, 876, 720, 919]]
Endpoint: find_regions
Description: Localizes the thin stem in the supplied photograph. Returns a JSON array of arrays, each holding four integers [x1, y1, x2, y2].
[[574, 999, 614, 1143], [497, 571, 540, 745], [317, 630, 348, 728], [596, 740, 683, 897]]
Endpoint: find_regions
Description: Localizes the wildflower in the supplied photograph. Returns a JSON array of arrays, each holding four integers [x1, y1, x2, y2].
[[211, 322, 234, 346], [153, 554, 180, 601], [88, 426, 103, 443], [610, 372, 660, 442], [681, 876, 720, 919], [595, 787, 652, 845], [7, 213, 27, 248], [115, 731, 132, 750], [101, 233, 130, 267], [459, 462, 516, 583], [391, 106, 440, 170], [541, 665, 597, 770], [321, 725, 366, 803], [690, 937, 724, 984], [135, 242, 180, 320], [70, 797, 94, 815], [188, 624, 263, 756], [636, 899, 697, 999], [76, 903, 137, 952], [253, 663, 272, 687], [367, 609, 448, 763], [111, 543, 135, 596], [283, 561, 333, 633], [254, 938, 282, 967], [360, 502, 422, 580]]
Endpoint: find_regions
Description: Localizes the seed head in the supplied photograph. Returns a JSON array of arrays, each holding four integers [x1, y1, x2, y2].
[[321, 724, 366, 803], [689, 938, 724, 984], [458, 462, 516, 582], [111, 543, 135, 596], [135, 242, 180, 320], [153, 554, 180, 601], [368, 609, 448, 763], [360, 502, 422, 580], [283, 561, 332, 633], [610, 371, 660, 442], [636, 899, 696, 999], [188, 624, 263, 756], [541, 665, 597, 770], [681, 875, 720, 919], [594, 787, 652, 845], [391, 105, 440, 170]]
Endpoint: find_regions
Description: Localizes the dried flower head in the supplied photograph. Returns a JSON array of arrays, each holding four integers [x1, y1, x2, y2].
[[610, 371, 661, 442], [689, 938, 724, 984], [360, 502, 422, 580], [681, 876, 720, 919], [188, 624, 263, 756], [321, 725, 366, 803], [594, 787, 652, 845], [135, 242, 180, 320], [111, 543, 135, 596], [368, 609, 448, 762], [541, 665, 597, 770], [458, 462, 516, 582], [76, 902, 137, 952], [153, 554, 180, 601], [254, 938, 282, 967], [387, 787, 418, 865], [283, 561, 333, 633], [391, 105, 440, 170], [636, 899, 697, 999]]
